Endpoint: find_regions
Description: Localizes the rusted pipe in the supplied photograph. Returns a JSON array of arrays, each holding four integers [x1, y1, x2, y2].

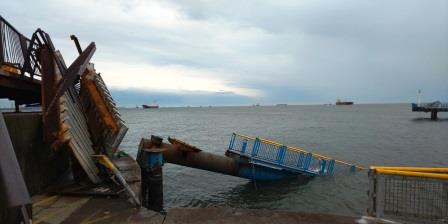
[[161, 142, 240, 176], [70, 35, 82, 55]]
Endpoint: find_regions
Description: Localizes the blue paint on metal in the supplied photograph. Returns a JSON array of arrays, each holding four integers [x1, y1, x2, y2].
[[297, 153, 305, 167], [276, 145, 286, 164], [228, 133, 236, 150], [320, 160, 327, 176], [303, 153, 312, 170], [237, 164, 302, 181], [251, 138, 260, 157], [137, 150, 164, 170], [147, 152, 164, 169], [327, 160, 335, 175], [350, 165, 356, 172], [225, 134, 362, 179], [241, 139, 248, 154]]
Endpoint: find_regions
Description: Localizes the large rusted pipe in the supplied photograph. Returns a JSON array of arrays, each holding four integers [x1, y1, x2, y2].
[[156, 137, 304, 181], [161, 143, 240, 176]]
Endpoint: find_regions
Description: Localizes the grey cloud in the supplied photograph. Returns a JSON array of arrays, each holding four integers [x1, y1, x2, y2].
[[1, 0, 447, 105]]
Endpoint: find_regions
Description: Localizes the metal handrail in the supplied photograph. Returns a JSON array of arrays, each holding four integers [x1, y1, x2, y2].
[[234, 132, 366, 170], [368, 166, 448, 222], [0, 15, 40, 79], [370, 166, 448, 180]]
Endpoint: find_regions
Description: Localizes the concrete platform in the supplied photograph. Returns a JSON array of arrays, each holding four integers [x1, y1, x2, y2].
[[164, 208, 356, 224], [32, 193, 356, 224]]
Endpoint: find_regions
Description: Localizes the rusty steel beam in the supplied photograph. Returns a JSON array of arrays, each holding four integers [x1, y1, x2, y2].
[[82, 68, 119, 134], [39, 47, 61, 147], [0, 74, 40, 104], [161, 142, 240, 176], [70, 35, 83, 55], [0, 71, 40, 93], [168, 137, 202, 152], [79, 67, 127, 156], [45, 42, 96, 115]]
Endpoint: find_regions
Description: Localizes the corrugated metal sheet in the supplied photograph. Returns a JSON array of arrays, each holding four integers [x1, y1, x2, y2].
[[79, 66, 127, 156], [60, 88, 101, 184], [94, 72, 128, 154]]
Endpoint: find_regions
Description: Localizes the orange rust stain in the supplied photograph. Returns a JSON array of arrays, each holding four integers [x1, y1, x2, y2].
[[0, 64, 20, 76], [82, 70, 118, 134]]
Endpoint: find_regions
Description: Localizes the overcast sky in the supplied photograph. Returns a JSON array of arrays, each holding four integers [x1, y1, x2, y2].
[[1, 0, 447, 106]]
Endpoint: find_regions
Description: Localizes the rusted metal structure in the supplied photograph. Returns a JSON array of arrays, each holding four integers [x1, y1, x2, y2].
[[137, 136, 165, 211], [1, 14, 133, 210], [80, 65, 128, 156]]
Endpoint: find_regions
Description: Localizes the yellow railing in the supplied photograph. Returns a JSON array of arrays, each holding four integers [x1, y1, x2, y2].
[[370, 166, 448, 180], [234, 133, 366, 170]]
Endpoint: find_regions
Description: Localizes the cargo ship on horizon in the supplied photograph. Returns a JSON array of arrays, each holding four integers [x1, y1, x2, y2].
[[142, 101, 159, 109], [336, 99, 353, 105]]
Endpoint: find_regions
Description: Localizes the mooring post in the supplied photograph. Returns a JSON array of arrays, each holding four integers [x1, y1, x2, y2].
[[136, 136, 165, 212], [431, 110, 438, 120], [14, 101, 19, 113]]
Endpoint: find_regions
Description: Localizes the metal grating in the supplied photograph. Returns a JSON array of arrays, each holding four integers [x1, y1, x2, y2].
[[369, 171, 448, 223], [227, 133, 339, 176], [79, 67, 127, 156], [60, 88, 101, 183]]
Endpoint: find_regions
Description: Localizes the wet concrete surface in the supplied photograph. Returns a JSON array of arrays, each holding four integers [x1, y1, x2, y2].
[[32, 193, 356, 224], [164, 208, 357, 224]]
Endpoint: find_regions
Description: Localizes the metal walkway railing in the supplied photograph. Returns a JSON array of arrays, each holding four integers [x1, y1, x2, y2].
[[0, 15, 41, 80], [368, 166, 448, 223], [227, 133, 364, 177]]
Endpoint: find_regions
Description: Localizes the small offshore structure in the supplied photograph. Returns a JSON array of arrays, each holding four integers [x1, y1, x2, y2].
[[412, 89, 447, 120], [412, 101, 448, 120]]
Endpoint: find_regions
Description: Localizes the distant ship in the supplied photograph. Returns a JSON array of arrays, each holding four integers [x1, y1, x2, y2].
[[336, 99, 353, 105], [142, 101, 159, 109]]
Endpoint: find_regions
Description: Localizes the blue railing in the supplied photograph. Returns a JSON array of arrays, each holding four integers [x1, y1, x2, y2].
[[227, 133, 364, 177]]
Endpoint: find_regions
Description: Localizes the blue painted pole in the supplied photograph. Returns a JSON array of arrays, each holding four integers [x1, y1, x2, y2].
[[137, 136, 165, 212], [327, 160, 335, 175], [241, 139, 248, 154], [251, 138, 260, 157], [303, 153, 312, 170], [319, 160, 327, 176], [228, 133, 236, 150], [276, 145, 287, 165], [297, 153, 305, 167]]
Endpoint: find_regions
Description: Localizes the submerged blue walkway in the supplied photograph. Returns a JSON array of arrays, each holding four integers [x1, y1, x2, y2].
[[226, 133, 364, 178]]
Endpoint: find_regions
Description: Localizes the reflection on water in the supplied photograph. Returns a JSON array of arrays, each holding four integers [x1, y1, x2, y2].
[[215, 178, 311, 208], [411, 117, 448, 122]]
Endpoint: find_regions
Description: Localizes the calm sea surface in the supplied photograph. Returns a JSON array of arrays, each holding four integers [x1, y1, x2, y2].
[[119, 104, 448, 216]]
